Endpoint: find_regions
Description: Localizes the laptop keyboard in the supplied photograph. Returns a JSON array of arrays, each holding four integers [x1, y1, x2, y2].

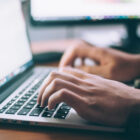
[[0, 69, 71, 120]]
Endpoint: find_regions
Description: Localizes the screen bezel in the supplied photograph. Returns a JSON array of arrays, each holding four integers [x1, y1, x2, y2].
[[30, 16, 140, 26]]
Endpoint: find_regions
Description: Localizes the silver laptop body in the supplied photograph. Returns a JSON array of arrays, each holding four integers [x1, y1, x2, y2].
[[0, 0, 124, 133]]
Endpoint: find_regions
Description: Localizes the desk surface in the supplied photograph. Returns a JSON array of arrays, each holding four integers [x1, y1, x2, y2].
[[0, 41, 129, 140], [0, 123, 128, 140]]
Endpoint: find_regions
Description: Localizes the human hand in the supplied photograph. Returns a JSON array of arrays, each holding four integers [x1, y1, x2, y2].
[[59, 40, 140, 82], [38, 67, 140, 127]]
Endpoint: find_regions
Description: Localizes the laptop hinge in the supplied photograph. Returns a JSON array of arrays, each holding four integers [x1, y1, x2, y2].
[[0, 69, 34, 104]]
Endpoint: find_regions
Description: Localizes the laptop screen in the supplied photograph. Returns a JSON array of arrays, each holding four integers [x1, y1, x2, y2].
[[0, 0, 33, 88]]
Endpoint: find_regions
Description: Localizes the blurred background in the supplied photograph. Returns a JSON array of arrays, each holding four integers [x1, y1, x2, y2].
[[22, 0, 140, 50]]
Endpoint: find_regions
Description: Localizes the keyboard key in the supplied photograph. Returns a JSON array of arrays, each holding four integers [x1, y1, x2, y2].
[[57, 109, 69, 115], [14, 102, 25, 106], [32, 87, 38, 90], [11, 97, 18, 101], [21, 95, 30, 99], [25, 93, 31, 97], [6, 109, 17, 114], [18, 108, 31, 115], [54, 113, 66, 119], [2, 105, 10, 110], [24, 104, 34, 109], [10, 105, 21, 110], [44, 107, 55, 112], [60, 106, 71, 111], [7, 99, 15, 105], [11, 99, 17, 102], [54, 107, 70, 119], [35, 104, 44, 109], [14, 95, 19, 100], [29, 108, 43, 116], [28, 101, 36, 105], [28, 90, 34, 93], [34, 94, 38, 98], [24, 93, 32, 96], [42, 111, 53, 118], [6, 102, 13, 106], [18, 98, 27, 103], [18, 92, 23, 95], [0, 109, 6, 113], [31, 97, 37, 102], [62, 103, 68, 106]]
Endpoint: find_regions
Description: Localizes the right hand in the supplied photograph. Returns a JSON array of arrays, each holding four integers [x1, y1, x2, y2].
[[38, 67, 140, 127], [59, 40, 140, 82]]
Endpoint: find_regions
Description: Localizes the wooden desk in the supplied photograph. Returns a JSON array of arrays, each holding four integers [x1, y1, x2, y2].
[[31, 39, 81, 54], [0, 122, 129, 140], [0, 41, 129, 140]]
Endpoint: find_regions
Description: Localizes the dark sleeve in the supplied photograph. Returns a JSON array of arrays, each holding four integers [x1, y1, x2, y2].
[[125, 79, 140, 136], [126, 112, 140, 136]]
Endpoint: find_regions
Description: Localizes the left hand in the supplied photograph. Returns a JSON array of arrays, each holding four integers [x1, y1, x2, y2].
[[38, 67, 140, 127], [59, 40, 140, 82]]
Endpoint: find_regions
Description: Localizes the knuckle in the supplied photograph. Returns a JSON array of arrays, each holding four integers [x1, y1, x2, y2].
[[50, 71, 59, 78], [59, 89, 68, 98], [52, 78, 61, 88], [107, 64, 116, 79], [70, 46, 78, 53], [85, 97, 97, 108], [97, 47, 106, 55], [70, 41, 84, 51]]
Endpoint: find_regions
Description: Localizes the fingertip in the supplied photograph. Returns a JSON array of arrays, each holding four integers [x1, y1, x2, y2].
[[48, 104, 52, 110], [40, 100, 45, 107], [41, 104, 45, 108], [48, 97, 55, 110], [48, 102, 55, 110], [37, 99, 40, 105], [59, 66, 70, 72], [37, 91, 42, 104], [37, 96, 41, 105], [40, 103, 43, 107]]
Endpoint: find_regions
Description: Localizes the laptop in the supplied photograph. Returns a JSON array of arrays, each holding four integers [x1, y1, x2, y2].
[[0, 0, 124, 133]]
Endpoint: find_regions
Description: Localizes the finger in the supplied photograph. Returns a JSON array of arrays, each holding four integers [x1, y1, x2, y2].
[[37, 72, 55, 104], [41, 78, 88, 107], [59, 67, 89, 79], [59, 45, 103, 67], [76, 66, 103, 76], [59, 46, 78, 67], [76, 65, 112, 79], [48, 89, 83, 111], [37, 71, 85, 104]]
